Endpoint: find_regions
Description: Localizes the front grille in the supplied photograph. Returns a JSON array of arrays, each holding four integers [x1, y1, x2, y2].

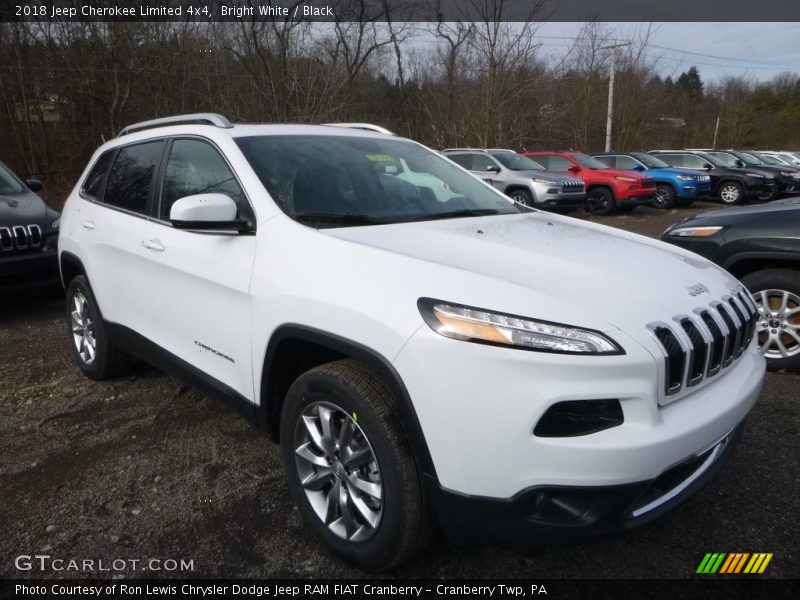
[[0, 225, 42, 252], [649, 288, 758, 400], [561, 180, 584, 192]]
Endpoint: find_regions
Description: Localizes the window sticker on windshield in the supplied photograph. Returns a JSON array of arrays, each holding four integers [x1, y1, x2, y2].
[[365, 154, 394, 162]]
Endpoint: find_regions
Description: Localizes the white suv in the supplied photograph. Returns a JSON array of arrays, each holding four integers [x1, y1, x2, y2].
[[59, 114, 765, 570]]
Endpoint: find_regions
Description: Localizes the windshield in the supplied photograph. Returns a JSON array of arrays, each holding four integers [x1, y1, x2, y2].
[[708, 152, 740, 167], [573, 153, 609, 169], [698, 153, 728, 168], [734, 152, 762, 166], [631, 153, 669, 168], [492, 153, 544, 171], [758, 153, 785, 165], [0, 163, 24, 194], [236, 135, 522, 227]]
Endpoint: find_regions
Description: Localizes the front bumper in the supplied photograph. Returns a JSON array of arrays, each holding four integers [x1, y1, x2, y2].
[[677, 183, 712, 198], [394, 325, 764, 499], [429, 423, 743, 545], [617, 192, 656, 207], [0, 248, 60, 293]]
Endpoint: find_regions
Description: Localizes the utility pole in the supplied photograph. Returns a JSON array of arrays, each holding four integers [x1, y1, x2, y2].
[[712, 116, 721, 148], [602, 43, 631, 152]]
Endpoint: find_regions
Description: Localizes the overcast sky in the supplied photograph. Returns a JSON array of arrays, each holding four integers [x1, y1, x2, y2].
[[535, 22, 800, 83]]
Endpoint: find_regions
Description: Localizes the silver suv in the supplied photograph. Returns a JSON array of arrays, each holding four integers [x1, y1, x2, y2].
[[443, 149, 586, 211]]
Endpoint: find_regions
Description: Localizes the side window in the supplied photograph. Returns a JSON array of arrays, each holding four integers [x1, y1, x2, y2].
[[160, 139, 246, 221], [615, 155, 639, 170], [595, 156, 616, 168], [532, 155, 549, 169], [657, 154, 682, 167], [447, 154, 473, 169], [681, 154, 706, 169], [81, 150, 115, 200], [103, 141, 166, 214], [471, 154, 498, 171], [547, 156, 573, 172]]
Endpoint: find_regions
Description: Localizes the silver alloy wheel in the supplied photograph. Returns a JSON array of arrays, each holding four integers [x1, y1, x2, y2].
[[294, 401, 383, 542], [754, 289, 800, 359], [720, 184, 741, 203], [511, 192, 530, 206], [70, 290, 97, 365]]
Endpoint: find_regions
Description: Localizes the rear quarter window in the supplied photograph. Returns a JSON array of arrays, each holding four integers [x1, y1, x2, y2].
[[81, 150, 116, 200], [102, 140, 166, 215]]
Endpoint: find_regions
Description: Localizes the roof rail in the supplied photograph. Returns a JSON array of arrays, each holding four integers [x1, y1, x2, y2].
[[323, 123, 396, 136], [118, 113, 233, 137]]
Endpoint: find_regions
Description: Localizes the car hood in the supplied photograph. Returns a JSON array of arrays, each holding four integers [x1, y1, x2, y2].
[[0, 191, 47, 226], [670, 197, 800, 225], [584, 167, 650, 181], [324, 212, 741, 333]]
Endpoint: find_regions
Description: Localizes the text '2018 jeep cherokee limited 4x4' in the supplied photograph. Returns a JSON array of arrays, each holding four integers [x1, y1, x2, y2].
[[59, 114, 765, 570]]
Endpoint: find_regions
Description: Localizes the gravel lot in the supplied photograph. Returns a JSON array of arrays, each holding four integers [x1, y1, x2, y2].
[[1, 201, 797, 580]]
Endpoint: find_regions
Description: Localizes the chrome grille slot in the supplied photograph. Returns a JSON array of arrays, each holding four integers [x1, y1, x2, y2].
[[28, 224, 42, 247], [12, 226, 28, 248], [0, 224, 44, 252], [680, 318, 707, 386], [649, 288, 753, 402], [699, 311, 724, 376], [653, 327, 685, 395]]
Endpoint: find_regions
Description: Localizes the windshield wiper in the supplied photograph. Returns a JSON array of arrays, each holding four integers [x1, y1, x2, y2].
[[403, 208, 504, 222], [293, 212, 389, 226]]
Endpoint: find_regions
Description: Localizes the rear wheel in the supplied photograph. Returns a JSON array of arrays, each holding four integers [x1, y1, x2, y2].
[[280, 359, 432, 570], [718, 181, 744, 205], [585, 188, 616, 215], [742, 269, 800, 372], [653, 184, 677, 209], [65, 275, 133, 380]]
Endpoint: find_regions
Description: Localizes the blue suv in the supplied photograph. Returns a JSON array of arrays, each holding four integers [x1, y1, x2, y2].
[[592, 152, 712, 209]]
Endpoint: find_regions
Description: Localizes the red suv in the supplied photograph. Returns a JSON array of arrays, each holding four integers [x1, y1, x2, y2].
[[522, 151, 656, 215]]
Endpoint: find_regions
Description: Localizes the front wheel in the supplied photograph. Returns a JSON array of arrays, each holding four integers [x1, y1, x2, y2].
[[742, 269, 800, 372], [718, 182, 744, 205], [279, 359, 432, 570], [653, 184, 677, 209], [585, 188, 616, 215], [508, 189, 534, 207]]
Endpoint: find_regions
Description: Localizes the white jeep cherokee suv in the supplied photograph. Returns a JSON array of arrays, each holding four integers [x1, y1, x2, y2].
[[59, 114, 765, 570]]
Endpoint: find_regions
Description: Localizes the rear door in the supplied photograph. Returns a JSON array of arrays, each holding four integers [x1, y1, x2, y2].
[[80, 140, 166, 330], [138, 137, 257, 400]]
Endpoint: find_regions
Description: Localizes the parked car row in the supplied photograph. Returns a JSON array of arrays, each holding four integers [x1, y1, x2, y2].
[[441, 146, 800, 215]]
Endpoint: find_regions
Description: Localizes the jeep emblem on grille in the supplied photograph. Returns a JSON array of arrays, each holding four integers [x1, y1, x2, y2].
[[686, 283, 710, 296]]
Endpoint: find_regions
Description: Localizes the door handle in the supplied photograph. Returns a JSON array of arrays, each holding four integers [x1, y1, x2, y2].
[[141, 238, 165, 252], [80, 219, 95, 230]]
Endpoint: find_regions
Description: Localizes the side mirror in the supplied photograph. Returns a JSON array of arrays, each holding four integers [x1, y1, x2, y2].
[[632, 164, 645, 172], [568, 165, 581, 173], [485, 164, 501, 173], [169, 193, 248, 231], [735, 159, 745, 168], [702, 163, 713, 171], [26, 179, 43, 192]]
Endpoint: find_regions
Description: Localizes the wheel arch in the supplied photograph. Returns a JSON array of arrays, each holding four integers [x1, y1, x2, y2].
[[724, 252, 800, 279], [259, 324, 438, 479], [586, 183, 615, 198], [504, 185, 535, 202], [59, 251, 87, 287]]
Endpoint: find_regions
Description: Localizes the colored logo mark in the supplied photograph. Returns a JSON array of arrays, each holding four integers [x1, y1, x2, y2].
[[696, 552, 773, 574]]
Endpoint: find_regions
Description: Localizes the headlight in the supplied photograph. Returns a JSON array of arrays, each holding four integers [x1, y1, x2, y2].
[[666, 225, 724, 238], [615, 176, 637, 183], [779, 171, 795, 177], [532, 178, 553, 184], [744, 172, 764, 179], [675, 175, 695, 181], [418, 298, 622, 355], [51, 217, 60, 230]]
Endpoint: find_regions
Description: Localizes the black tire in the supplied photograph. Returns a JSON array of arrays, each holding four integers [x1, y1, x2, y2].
[[65, 275, 133, 380], [508, 188, 534, 207], [741, 269, 800, 372], [585, 187, 616, 215], [760, 185, 780, 202], [653, 184, 677, 209], [717, 181, 745, 205], [279, 359, 432, 570]]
